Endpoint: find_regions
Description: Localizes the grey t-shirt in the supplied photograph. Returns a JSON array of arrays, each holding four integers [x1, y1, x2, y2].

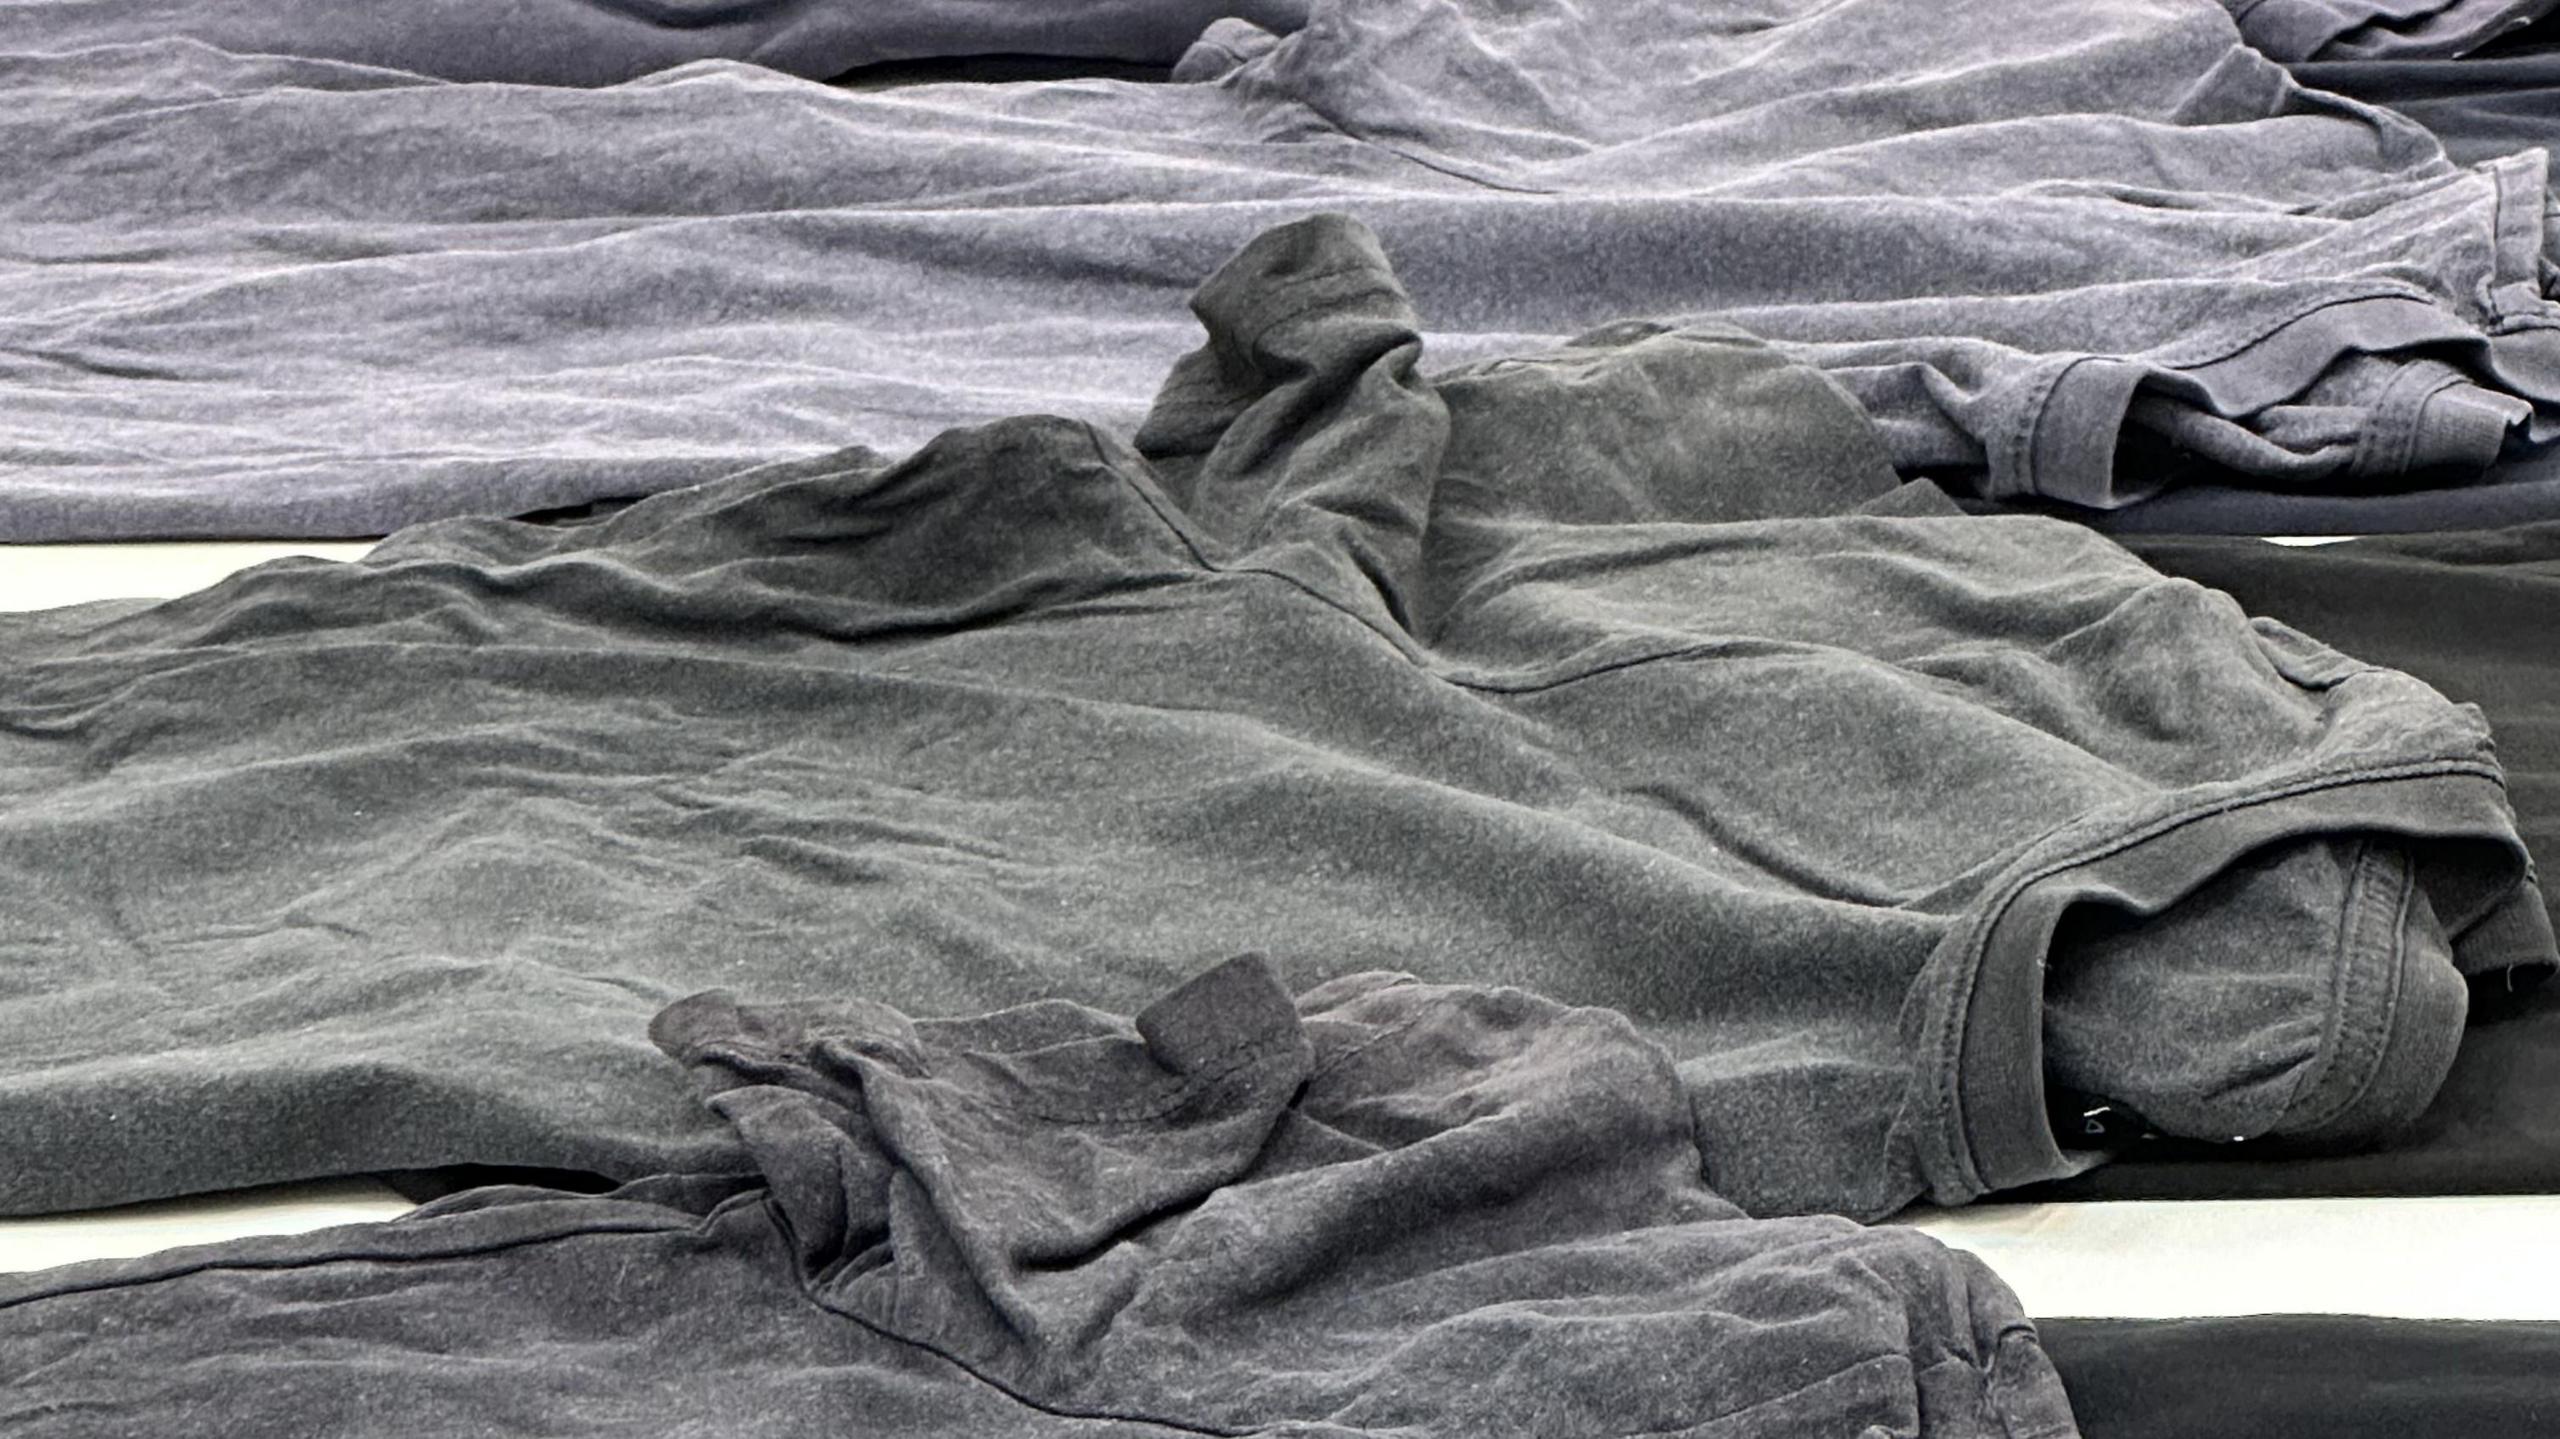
[[0, 0, 1315, 83], [0, 215, 2546, 1219], [5, 0, 2556, 538], [0, 957, 2079, 1439]]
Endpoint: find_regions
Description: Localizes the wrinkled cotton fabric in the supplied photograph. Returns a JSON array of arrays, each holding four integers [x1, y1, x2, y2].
[[0, 217, 2544, 1218], [5, 0, 2557, 538], [0, 958, 2080, 1439], [0, 0, 1313, 83]]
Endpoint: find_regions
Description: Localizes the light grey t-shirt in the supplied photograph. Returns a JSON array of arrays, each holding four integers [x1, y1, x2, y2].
[[3, 0, 2555, 537], [0, 0, 1316, 82]]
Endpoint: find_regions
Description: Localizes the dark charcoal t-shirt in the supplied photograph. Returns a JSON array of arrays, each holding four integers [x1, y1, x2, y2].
[[2298, 28, 2560, 172], [2044, 1314, 2560, 1437], [0, 958, 2078, 1439]]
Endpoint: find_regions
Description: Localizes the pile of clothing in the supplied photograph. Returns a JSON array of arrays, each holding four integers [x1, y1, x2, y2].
[[3, 0, 2558, 1434]]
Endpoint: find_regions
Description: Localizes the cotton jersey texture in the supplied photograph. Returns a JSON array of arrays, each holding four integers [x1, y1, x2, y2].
[[0, 0, 1310, 84], [6, 0, 2559, 539], [0, 216, 2545, 1219], [0, 957, 2080, 1439], [2024, 523, 2560, 1200]]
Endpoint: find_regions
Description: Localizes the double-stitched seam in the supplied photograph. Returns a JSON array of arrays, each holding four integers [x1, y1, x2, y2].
[[2282, 842, 2418, 1136], [1920, 756, 2502, 1197], [2489, 152, 2555, 307], [1088, 457, 2439, 706], [0, 1205, 719, 1314], [2143, 285, 2442, 370], [2354, 363, 2460, 479], [2008, 286, 2464, 501], [2007, 353, 2091, 499]]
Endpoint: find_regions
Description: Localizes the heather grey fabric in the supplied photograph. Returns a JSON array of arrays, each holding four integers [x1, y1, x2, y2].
[[2218, 0, 2555, 59], [8, 0, 2560, 539], [0, 958, 2079, 1439], [0, 0, 1308, 83], [0, 216, 2545, 1221]]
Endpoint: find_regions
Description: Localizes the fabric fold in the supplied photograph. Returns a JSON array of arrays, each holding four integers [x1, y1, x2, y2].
[[0, 215, 2542, 1222], [0, 964, 2082, 1437], [7, 0, 2558, 537]]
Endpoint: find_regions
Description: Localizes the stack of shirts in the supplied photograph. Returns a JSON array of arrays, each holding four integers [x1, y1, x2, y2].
[[10, 0, 2560, 537], [2, 0, 2558, 1435]]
